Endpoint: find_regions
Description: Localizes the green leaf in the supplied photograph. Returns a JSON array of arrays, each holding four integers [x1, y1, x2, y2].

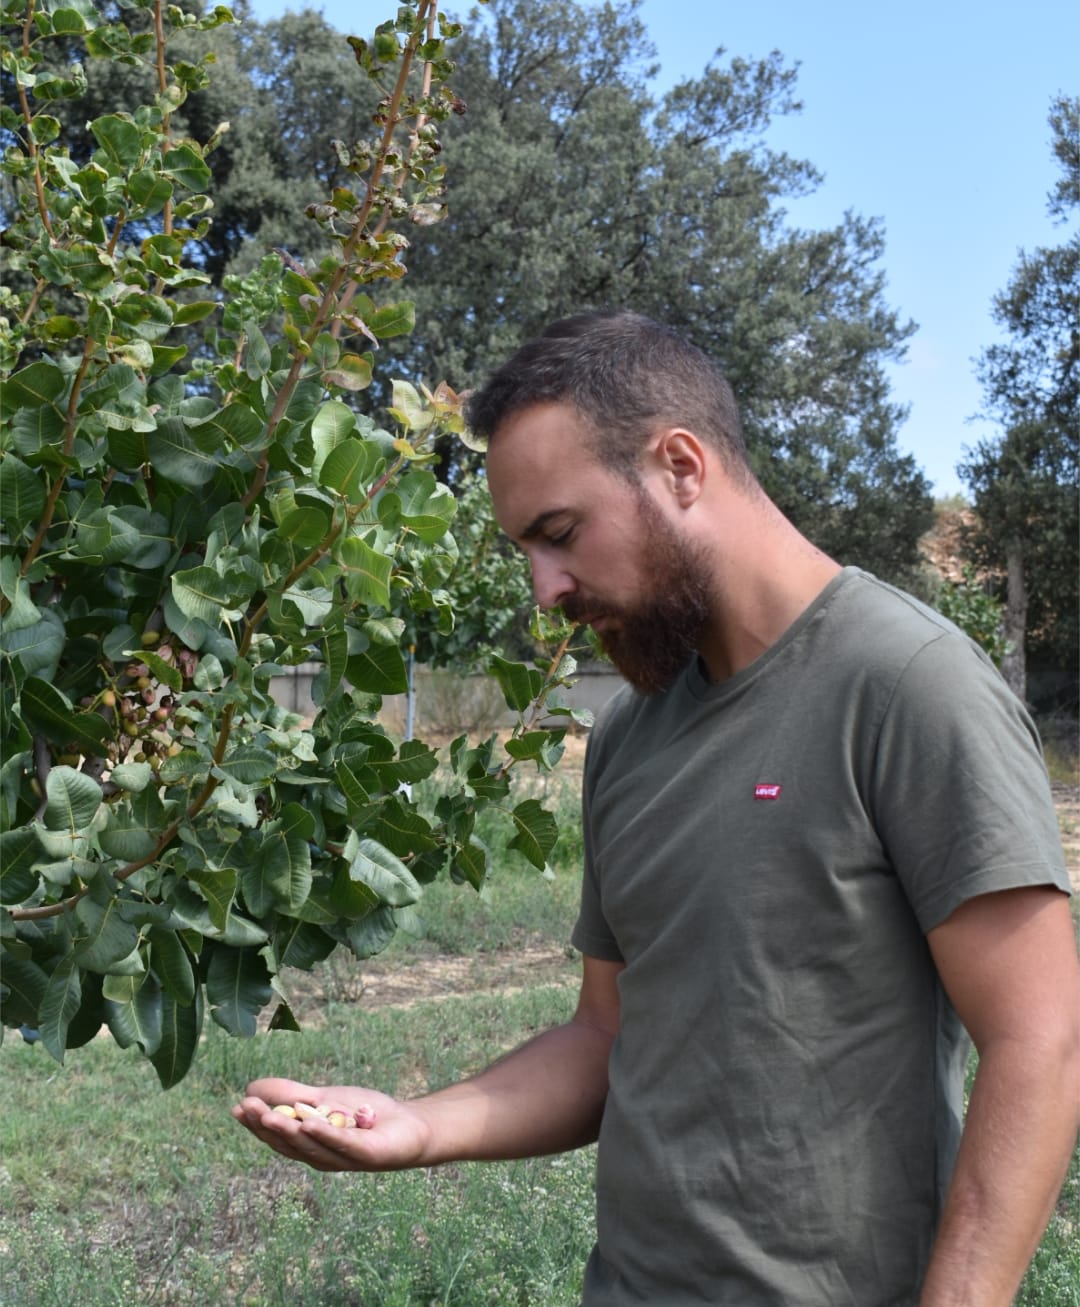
[[277, 578, 334, 626], [0, 455, 47, 530], [504, 730, 565, 769], [277, 506, 331, 549], [452, 838, 487, 890], [147, 925, 196, 1003], [188, 868, 238, 933], [206, 945, 272, 1038], [97, 789, 162, 861], [256, 805, 314, 912], [369, 800, 438, 859], [274, 919, 336, 970], [42, 765, 103, 832], [346, 642, 407, 694], [323, 353, 373, 391], [329, 860, 382, 917], [149, 988, 204, 1088], [192, 403, 265, 451], [507, 799, 558, 870], [146, 416, 219, 487], [128, 168, 173, 216], [362, 615, 406, 647], [162, 142, 211, 193], [171, 565, 250, 623], [105, 973, 162, 1054], [367, 739, 440, 790], [150, 928, 195, 1005], [319, 437, 378, 500], [0, 556, 41, 631], [490, 657, 544, 712], [323, 628, 348, 699], [347, 837, 423, 906], [0, 609, 64, 678], [366, 301, 416, 339], [39, 956, 82, 1064], [20, 677, 113, 754], [110, 761, 152, 792], [396, 469, 456, 542], [48, 242, 115, 291], [0, 955, 49, 1026], [217, 746, 277, 787], [268, 1000, 302, 1031], [0, 829, 42, 905], [137, 648, 182, 691], [244, 322, 272, 378], [173, 300, 218, 325], [66, 972, 106, 1049], [311, 400, 357, 476], [74, 506, 142, 564], [389, 379, 428, 431], [1, 360, 67, 407], [345, 905, 397, 959], [74, 886, 142, 975], [90, 113, 142, 169], [339, 535, 392, 609], [51, 7, 92, 35]]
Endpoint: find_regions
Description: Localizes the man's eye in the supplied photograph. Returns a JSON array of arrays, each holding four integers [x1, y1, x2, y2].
[[548, 529, 573, 547]]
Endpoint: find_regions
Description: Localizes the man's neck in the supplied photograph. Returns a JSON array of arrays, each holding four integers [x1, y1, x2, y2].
[[695, 503, 842, 683]]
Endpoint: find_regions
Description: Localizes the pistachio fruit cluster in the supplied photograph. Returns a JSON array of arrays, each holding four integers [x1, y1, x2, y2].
[[272, 1102, 378, 1129]]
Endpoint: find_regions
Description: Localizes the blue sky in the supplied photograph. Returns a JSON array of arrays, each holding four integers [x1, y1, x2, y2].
[[249, 0, 1077, 498]]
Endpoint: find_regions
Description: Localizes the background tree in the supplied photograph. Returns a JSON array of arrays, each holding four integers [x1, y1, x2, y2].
[[388, 0, 933, 584], [961, 94, 1079, 709], [5, 0, 935, 586]]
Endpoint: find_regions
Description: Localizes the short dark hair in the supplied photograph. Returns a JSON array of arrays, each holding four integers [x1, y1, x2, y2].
[[466, 309, 751, 482]]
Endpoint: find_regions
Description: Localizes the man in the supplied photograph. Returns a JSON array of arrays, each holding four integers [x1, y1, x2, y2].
[[234, 311, 1080, 1305]]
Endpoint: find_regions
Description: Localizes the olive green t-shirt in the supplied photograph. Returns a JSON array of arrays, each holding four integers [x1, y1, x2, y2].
[[572, 568, 1069, 1305]]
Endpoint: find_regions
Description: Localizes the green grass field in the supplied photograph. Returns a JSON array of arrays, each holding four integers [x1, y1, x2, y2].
[[1, 764, 1077, 1306]]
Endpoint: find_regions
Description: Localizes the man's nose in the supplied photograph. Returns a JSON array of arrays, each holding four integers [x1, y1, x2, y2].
[[529, 553, 575, 610]]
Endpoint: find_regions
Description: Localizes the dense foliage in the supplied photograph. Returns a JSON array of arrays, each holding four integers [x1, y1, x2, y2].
[[384, 0, 935, 583], [8, 0, 936, 586], [0, 0, 584, 1086], [961, 95, 1079, 707]]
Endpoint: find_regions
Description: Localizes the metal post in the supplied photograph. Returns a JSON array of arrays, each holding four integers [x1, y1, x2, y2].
[[405, 644, 416, 742]]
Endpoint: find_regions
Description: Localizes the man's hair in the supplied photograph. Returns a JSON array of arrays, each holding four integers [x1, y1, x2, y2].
[[465, 309, 752, 483]]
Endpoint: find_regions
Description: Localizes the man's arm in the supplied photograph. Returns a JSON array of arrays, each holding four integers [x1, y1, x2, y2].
[[920, 885, 1080, 1307], [232, 954, 623, 1173]]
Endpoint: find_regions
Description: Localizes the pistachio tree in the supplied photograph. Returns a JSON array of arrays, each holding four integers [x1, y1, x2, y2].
[[0, 0, 581, 1086]]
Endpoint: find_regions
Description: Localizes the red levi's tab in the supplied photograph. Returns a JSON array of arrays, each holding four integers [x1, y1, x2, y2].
[[754, 784, 782, 801]]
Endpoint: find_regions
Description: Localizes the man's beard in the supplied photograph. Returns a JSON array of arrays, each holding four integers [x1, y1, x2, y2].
[[563, 492, 711, 696]]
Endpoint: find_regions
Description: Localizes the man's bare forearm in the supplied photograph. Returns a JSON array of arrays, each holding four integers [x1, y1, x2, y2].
[[919, 1035, 1080, 1306], [411, 1016, 614, 1165]]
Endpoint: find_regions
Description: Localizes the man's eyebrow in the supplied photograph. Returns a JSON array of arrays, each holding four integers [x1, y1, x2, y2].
[[519, 509, 569, 541]]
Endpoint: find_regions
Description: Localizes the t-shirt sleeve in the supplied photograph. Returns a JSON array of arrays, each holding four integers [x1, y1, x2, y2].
[[570, 710, 625, 963], [869, 632, 1070, 933]]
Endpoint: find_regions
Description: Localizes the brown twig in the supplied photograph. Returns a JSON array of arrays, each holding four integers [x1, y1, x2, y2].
[[17, 1, 54, 239], [243, 0, 438, 506]]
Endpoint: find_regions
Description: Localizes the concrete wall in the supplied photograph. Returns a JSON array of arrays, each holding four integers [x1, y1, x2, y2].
[[269, 662, 625, 733]]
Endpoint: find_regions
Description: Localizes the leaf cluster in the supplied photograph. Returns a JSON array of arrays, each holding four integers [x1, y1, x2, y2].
[[0, 0, 572, 1086]]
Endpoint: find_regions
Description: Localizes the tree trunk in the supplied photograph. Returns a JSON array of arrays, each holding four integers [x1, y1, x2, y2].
[[1001, 537, 1028, 702]]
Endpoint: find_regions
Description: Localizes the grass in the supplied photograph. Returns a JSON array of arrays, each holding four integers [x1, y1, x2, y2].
[[0, 985, 592, 1307], [1, 760, 1077, 1305]]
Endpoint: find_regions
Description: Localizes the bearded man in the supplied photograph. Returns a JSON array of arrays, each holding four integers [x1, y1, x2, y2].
[[235, 311, 1079, 1306]]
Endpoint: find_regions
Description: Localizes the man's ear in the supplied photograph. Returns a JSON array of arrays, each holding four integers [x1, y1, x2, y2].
[[651, 428, 706, 508]]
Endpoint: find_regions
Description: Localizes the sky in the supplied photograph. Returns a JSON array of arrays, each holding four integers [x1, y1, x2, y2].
[[249, 0, 1077, 498]]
